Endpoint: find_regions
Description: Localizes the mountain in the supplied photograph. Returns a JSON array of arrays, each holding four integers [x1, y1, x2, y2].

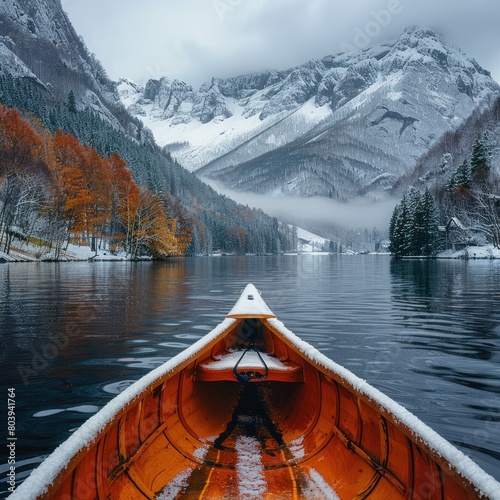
[[119, 26, 500, 201], [0, 0, 298, 255], [0, 0, 139, 131]]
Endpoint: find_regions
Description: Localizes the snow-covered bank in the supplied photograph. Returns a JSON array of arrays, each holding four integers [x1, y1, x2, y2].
[[437, 245, 500, 260], [0, 242, 146, 262], [3, 239, 500, 262]]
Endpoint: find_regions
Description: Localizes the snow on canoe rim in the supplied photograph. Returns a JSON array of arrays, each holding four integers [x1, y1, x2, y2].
[[10, 283, 500, 499]]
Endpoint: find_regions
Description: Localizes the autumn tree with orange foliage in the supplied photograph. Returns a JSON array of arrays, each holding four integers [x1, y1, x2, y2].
[[163, 193, 192, 255], [125, 187, 183, 258], [0, 106, 52, 252], [0, 105, 42, 175], [0, 105, 190, 258], [52, 131, 110, 246], [107, 152, 139, 251]]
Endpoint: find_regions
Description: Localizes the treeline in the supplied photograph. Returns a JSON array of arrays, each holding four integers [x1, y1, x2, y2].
[[389, 189, 439, 257], [0, 74, 296, 255], [389, 134, 500, 256], [0, 105, 189, 258]]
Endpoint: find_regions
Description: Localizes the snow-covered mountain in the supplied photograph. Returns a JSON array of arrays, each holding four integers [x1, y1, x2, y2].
[[0, 0, 141, 135], [119, 26, 500, 201]]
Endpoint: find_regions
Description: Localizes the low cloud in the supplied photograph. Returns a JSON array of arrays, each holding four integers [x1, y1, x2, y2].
[[203, 178, 397, 230], [63, 0, 500, 88]]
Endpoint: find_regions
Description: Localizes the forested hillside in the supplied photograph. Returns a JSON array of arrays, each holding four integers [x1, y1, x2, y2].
[[0, 74, 297, 256], [389, 127, 500, 256], [0, 104, 192, 257]]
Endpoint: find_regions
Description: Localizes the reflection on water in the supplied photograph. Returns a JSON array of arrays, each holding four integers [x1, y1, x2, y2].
[[33, 405, 99, 418], [0, 256, 499, 493], [387, 259, 500, 472]]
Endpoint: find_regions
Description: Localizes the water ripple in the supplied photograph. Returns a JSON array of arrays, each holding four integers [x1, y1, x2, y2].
[[1, 256, 499, 488]]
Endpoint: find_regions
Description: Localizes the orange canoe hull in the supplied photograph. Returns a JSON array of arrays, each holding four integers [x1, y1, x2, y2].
[[14, 285, 499, 499]]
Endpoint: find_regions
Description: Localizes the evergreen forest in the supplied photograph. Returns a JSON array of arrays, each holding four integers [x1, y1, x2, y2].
[[389, 135, 500, 257]]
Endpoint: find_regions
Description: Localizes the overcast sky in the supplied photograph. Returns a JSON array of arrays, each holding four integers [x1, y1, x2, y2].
[[63, 0, 500, 89]]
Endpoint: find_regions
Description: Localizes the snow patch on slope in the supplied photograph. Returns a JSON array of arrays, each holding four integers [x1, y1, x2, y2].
[[118, 75, 333, 172], [296, 226, 330, 253], [0, 40, 39, 79]]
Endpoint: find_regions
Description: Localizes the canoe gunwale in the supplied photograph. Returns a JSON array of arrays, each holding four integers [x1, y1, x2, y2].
[[264, 317, 498, 499]]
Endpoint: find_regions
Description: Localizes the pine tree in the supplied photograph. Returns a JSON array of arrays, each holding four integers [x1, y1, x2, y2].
[[417, 189, 440, 256], [404, 188, 420, 256], [389, 192, 414, 257], [67, 91, 77, 114], [389, 189, 440, 257], [470, 134, 491, 185], [448, 159, 471, 194], [389, 203, 402, 256]]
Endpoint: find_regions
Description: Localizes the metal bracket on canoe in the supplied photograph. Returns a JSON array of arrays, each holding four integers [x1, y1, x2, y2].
[[232, 342, 269, 383]]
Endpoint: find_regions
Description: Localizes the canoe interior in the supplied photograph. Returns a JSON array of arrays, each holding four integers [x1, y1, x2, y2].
[[48, 317, 481, 499]]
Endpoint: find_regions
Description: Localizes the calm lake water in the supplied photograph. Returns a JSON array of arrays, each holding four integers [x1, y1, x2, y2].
[[1, 255, 499, 494]]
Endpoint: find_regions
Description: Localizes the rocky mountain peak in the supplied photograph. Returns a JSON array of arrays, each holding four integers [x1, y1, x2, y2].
[[1, 0, 76, 47], [216, 69, 289, 100], [118, 25, 500, 201], [0, 0, 124, 127]]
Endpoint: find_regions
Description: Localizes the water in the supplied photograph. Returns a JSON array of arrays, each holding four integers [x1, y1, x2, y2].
[[0, 256, 499, 494]]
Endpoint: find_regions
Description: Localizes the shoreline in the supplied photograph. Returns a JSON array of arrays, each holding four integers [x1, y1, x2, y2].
[[2, 235, 500, 263], [2, 245, 500, 262], [0, 242, 152, 263]]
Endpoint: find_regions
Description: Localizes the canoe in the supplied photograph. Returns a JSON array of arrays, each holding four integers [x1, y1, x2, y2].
[[11, 284, 500, 499]]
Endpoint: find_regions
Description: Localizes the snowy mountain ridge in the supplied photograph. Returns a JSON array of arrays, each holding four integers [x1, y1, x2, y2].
[[117, 75, 333, 172], [119, 26, 500, 201], [0, 0, 135, 132]]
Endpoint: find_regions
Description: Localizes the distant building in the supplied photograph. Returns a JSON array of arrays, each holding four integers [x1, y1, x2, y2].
[[443, 217, 471, 251]]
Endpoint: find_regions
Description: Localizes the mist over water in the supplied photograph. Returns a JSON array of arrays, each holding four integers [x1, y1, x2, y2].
[[202, 177, 398, 230], [1, 257, 499, 494]]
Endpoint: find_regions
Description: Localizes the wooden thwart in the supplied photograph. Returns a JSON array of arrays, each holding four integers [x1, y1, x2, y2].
[[195, 350, 304, 382]]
